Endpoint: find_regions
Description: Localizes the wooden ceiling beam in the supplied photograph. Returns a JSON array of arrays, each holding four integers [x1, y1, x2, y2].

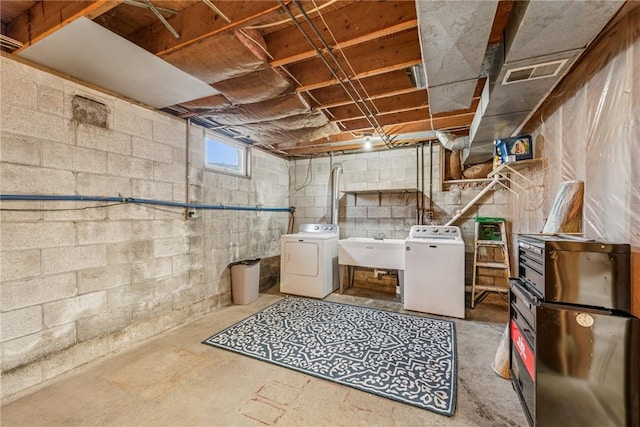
[[327, 91, 428, 122], [308, 69, 418, 108], [266, 0, 417, 67], [127, 1, 284, 56], [337, 107, 432, 132], [286, 28, 422, 92], [282, 135, 443, 156], [8, 1, 123, 51], [275, 113, 475, 151], [283, 142, 403, 157], [329, 94, 480, 124]]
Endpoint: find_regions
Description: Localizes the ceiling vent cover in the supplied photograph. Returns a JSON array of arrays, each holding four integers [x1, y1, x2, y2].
[[502, 59, 568, 85]]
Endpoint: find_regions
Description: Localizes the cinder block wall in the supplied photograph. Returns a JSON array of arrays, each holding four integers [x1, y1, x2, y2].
[[0, 56, 289, 398], [288, 147, 511, 284]]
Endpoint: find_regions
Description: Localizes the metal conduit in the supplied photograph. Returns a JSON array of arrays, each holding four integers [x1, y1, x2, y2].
[[291, 1, 393, 147], [0, 195, 292, 212], [416, 144, 420, 224], [278, 0, 394, 148], [421, 143, 425, 225]]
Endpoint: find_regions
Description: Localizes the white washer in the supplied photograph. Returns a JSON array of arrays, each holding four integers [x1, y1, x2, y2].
[[404, 225, 465, 318], [280, 224, 339, 298]]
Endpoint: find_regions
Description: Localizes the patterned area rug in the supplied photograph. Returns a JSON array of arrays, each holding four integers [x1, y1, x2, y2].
[[202, 297, 457, 416]]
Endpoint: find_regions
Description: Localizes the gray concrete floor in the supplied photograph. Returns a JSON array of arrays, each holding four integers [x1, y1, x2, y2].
[[1, 288, 526, 426]]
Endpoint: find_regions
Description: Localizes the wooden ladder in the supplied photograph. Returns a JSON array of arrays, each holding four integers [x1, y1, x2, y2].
[[471, 218, 510, 308]]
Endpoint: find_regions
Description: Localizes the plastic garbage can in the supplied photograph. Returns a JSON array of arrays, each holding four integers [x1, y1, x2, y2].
[[230, 258, 261, 304]]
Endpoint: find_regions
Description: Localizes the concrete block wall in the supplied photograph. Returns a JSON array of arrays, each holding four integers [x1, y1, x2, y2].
[[0, 56, 289, 398], [288, 146, 511, 284]]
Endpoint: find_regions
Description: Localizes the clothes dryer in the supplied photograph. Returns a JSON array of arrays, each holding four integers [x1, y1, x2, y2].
[[280, 224, 339, 298]]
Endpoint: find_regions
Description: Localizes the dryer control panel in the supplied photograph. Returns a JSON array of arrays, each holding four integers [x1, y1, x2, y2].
[[299, 223, 339, 234], [408, 225, 462, 240]]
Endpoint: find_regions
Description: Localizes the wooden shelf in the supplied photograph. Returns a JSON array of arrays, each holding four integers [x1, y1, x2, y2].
[[488, 158, 543, 178], [442, 178, 499, 184], [342, 188, 419, 206]]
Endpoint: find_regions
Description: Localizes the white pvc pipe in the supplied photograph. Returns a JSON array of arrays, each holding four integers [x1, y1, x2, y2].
[[331, 163, 342, 225]]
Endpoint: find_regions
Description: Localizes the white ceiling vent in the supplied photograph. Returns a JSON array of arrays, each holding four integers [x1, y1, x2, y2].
[[502, 59, 568, 85]]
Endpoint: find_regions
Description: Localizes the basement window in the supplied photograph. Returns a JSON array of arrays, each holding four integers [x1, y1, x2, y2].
[[205, 132, 251, 178]]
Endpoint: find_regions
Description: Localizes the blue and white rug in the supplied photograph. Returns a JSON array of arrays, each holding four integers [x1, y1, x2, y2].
[[202, 296, 457, 416]]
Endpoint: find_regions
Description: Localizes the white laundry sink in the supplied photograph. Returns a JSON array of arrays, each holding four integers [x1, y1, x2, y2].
[[337, 237, 405, 270]]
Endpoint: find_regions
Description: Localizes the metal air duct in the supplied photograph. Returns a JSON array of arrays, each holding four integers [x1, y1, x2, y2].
[[435, 130, 469, 152], [416, 0, 498, 114], [464, 0, 625, 164]]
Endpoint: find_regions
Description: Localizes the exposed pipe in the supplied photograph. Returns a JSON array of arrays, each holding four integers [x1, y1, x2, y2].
[[0, 195, 292, 212], [428, 140, 433, 216], [421, 143, 425, 225], [331, 163, 342, 225], [122, 0, 177, 15], [202, 0, 232, 22], [144, 0, 181, 40], [184, 119, 191, 220], [415, 144, 420, 225], [435, 130, 469, 151], [278, 0, 395, 148]]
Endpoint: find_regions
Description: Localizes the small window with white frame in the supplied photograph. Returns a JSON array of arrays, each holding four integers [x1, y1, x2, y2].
[[205, 131, 251, 178]]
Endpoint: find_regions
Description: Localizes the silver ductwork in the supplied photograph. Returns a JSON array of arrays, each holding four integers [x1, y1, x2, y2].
[[435, 130, 469, 152], [331, 163, 342, 225], [463, 0, 625, 164], [416, 0, 498, 114]]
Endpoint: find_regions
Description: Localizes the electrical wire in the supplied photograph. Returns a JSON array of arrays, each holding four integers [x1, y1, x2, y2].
[[0, 202, 189, 217], [292, 156, 314, 192], [0, 202, 126, 212], [245, 0, 338, 30], [0, 194, 292, 212], [284, 0, 394, 148], [310, 0, 381, 115]]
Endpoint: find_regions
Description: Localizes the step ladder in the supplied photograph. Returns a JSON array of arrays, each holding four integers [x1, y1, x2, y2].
[[471, 217, 511, 308]]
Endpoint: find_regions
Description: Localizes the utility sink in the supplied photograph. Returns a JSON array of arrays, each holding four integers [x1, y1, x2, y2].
[[338, 237, 405, 270]]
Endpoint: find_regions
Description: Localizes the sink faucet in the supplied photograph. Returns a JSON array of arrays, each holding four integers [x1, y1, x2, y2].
[[374, 232, 385, 240]]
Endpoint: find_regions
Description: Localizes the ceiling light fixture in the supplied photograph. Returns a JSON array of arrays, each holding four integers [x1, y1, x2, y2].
[[363, 134, 372, 150]]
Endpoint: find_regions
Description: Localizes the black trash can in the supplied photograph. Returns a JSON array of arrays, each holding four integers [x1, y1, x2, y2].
[[229, 258, 261, 304]]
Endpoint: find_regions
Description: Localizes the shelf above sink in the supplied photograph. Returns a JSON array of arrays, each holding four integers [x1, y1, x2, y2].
[[341, 188, 420, 205]]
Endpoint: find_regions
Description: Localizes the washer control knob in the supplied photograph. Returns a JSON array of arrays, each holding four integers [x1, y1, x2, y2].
[[314, 225, 320, 230], [432, 227, 438, 233]]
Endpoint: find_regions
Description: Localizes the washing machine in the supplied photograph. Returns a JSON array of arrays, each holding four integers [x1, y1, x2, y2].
[[280, 224, 339, 298], [403, 225, 465, 318]]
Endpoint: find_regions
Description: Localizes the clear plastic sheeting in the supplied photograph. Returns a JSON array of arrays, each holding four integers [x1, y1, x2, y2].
[[515, 6, 639, 247]]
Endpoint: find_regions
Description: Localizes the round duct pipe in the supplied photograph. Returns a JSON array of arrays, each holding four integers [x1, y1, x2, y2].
[[435, 130, 470, 151]]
